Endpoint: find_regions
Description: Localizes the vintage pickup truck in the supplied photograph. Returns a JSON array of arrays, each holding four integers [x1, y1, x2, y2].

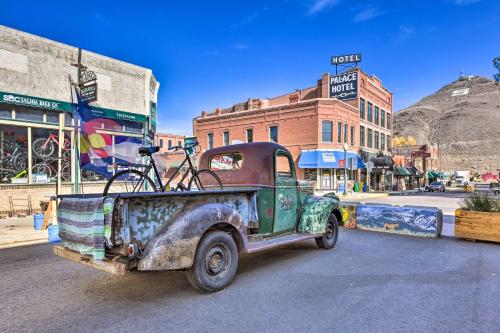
[[54, 142, 343, 292]]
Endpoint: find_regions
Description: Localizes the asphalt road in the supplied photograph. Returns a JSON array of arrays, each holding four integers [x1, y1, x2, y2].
[[1, 229, 499, 333]]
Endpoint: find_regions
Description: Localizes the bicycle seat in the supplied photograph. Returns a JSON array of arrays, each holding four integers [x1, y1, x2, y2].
[[138, 146, 160, 156]]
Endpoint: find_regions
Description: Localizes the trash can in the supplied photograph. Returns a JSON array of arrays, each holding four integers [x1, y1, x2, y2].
[[354, 181, 359, 192], [34, 214, 44, 230], [48, 224, 62, 243]]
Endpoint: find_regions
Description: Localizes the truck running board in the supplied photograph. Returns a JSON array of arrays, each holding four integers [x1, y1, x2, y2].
[[246, 233, 319, 254]]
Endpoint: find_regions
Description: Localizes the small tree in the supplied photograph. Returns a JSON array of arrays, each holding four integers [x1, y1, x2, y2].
[[494, 57, 500, 85], [406, 136, 417, 145]]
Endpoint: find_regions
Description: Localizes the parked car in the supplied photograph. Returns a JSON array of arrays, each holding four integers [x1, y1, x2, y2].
[[53, 142, 343, 292], [429, 181, 446, 192], [490, 181, 500, 195]]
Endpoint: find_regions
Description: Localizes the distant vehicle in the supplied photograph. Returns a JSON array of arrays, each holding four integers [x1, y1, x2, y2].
[[454, 170, 470, 186], [429, 181, 445, 192], [491, 181, 500, 195]]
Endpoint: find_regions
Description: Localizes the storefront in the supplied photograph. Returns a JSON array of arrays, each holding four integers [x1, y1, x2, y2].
[[0, 90, 148, 186], [298, 150, 365, 191]]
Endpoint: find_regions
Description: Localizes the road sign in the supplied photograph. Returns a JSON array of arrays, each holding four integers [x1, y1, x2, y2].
[[339, 159, 345, 168]]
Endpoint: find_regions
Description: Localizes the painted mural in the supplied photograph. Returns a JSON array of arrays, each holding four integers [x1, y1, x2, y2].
[[356, 204, 443, 237], [340, 203, 357, 229]]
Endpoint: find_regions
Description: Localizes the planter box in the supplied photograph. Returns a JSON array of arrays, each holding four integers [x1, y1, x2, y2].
[[455, 209, 500, 243]]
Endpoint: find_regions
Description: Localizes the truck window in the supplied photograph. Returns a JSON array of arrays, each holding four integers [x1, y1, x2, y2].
[[210, 153, 244, 171], [276, 154, 293, 178]]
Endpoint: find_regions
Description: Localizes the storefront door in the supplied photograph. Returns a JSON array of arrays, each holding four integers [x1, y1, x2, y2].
[[320, 169, 332, 189]]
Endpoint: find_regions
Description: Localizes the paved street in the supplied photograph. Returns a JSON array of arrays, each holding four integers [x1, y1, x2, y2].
[[1, 227, 499, 333]]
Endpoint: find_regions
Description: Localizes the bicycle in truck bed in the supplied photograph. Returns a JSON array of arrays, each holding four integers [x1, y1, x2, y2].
[[103, 138, 222, 195]]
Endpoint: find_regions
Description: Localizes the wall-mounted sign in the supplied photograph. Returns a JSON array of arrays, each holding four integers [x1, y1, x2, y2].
[[0, 91, 72, 112], [322, 152, 336, 163], [80, 83, 97, 103], [330, 72, 358, 100], [148, 101, 157, 138], [331, 53, 361, 65]]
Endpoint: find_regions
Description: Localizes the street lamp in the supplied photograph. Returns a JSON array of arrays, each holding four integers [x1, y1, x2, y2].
[[343, 143, 348, 196]]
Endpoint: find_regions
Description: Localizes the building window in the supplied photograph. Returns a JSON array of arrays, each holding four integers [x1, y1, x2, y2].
[[375, 131, 380, 149], [207, 133, 213, 149], [223, 131, 230, 146], [0, 103, 12, 119], [15, 106, 44, 122], [344, 123, 348, 144], [381, 110, 385, 127], [246, 128, 253, 143], [178, 141, 182, 146], [269, 126, 278, 143], [374, 106, 379, 126], [46, 111, 59, 124], [322, 121, 333, 143], [381, 133, 386, 151], [367, 102, 373, 122], [367, 128, 373, 148], [159, 139, 163, 148], [387, 113, 391, 129], [360, 126, 365, 147], [360, 98, 365, 119], [168, 140, 172, 148], [350, 126, 355, 146], [387, 135, 392, 152], [337, 122, 342, 143]]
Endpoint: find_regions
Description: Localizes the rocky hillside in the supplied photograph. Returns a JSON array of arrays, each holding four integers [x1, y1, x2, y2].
[[394, 76, 500, 173]]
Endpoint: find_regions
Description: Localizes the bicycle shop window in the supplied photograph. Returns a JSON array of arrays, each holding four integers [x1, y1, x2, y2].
[[31, 128, 71, 183], [46, 110, 59, 124], [15, 106, 43, 122], [210, 153, 243, 171], [269, 126, 278, 143], [0, 103, 12, 119], [0, 125, 28, 183]]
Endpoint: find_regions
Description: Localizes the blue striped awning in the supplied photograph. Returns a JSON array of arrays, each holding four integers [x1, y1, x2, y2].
[[298, 150, 365, 169]]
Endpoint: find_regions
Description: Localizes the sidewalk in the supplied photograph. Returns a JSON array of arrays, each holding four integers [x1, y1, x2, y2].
[[315, 191, 389, 200], [0, 216, 48, 249]]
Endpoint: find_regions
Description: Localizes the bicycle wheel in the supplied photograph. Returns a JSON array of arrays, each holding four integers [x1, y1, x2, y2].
[[33, 138, 55, 158], [32, 163, 51, 177], [103, 169, 157, 196], [188, 169, 223, 191]]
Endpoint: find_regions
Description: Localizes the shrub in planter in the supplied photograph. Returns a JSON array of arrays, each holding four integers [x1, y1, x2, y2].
[[455, 193, 500, 242]]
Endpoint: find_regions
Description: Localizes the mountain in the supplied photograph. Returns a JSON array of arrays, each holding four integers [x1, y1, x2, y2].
[[394, 76, 500, 173]]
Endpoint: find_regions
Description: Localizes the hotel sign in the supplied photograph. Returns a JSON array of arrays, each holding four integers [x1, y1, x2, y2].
[[330, 72, 358, 100], [331, 53, 361, 65]]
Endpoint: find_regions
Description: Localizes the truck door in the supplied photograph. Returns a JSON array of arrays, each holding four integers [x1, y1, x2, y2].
[[273, 150, 298, 233]]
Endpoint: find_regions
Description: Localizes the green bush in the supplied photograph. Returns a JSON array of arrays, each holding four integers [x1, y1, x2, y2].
[[459, 193, 500, 213]]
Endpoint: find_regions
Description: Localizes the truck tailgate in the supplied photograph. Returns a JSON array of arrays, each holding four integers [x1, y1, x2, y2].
[[53, 245, 126, 275]]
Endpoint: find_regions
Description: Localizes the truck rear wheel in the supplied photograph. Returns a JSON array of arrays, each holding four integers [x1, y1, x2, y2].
[[315, 213, 339, 250], [186, 231, 238, 293]]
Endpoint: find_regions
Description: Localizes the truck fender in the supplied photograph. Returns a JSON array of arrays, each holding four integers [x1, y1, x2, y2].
[[297, 194, 342, 234], [138, 203, 247, 271]]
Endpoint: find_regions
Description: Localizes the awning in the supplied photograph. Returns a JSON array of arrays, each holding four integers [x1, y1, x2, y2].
[[426, 170, 441, 179], [395, 166, 411, 176], [407, 166, 422, 177], [298, 150, 365, 169]]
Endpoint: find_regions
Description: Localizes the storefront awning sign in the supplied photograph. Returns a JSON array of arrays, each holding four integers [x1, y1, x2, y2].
[[0, 91, 72, 112], [299, 150, 365, 169]]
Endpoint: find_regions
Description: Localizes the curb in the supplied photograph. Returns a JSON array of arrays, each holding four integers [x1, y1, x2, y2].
[[0, 239, 48, 250]]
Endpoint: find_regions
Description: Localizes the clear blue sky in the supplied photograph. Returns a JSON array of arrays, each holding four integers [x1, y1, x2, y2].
[[1, 0, 499, 135]]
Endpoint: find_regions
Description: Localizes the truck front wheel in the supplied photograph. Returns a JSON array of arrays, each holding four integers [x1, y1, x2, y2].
[[186, 231, 238, 292], [315, 213, 339, 250]]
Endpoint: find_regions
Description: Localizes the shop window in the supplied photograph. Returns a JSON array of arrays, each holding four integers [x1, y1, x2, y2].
[[0, 103, 12, 119], [123, 120, 143, 134], [360, 126, 365, 147], [210, 153, 243, 171], [246, 128, 253, 143], [207, 133, 214, 149], [269, 126, 278, 143], [276, 153, 292, 177], [367, 103, 373, 122], [64, 114, 73, 127], [337, 122, 342, 143], [381, 110, 385, 127], [374, 106, 379, 126], [381, 133, 386, 151], [304, 169, 317, 181], [359, 98, 365, 119], [31, 129, 72, 183], [15, 106, 43, 122], [46, 111, 59, 124], [223, 131, 230, 146], [344, 123, 348, 144], [322, 121, 332, 143], [350, 126, 355, 146], [367, 128, 373, 148], [0, 125, 28, 183], [375, 131, 380, 149]]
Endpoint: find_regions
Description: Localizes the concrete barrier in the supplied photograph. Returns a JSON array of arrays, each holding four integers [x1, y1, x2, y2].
[[341, 203, 443, 238]]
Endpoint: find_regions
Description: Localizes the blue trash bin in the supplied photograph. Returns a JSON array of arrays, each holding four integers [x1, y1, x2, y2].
[[34, 214, 44, 230], [48, 224, 62, 243]]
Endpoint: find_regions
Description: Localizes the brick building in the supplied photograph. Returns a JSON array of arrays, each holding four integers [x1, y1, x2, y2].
[[154, 132, 185, 153], [193, 68, 393, 191]]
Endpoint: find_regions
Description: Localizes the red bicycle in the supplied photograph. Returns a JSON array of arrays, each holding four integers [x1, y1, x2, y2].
[[32, 133, 71, 159]]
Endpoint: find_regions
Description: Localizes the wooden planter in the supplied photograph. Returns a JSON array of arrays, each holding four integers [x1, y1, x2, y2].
[[455, 209, 500, 242]]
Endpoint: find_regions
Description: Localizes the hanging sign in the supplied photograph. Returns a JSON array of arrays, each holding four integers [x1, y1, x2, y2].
[[330, 72, 358, 100], [80, 83, 98, 103]]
